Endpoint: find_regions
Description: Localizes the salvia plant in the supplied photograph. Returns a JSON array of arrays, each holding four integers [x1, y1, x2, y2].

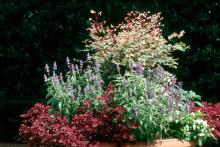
[[113, 63, 207, 143], [44, 55, 104, 118], [86, 10, 189, 68]]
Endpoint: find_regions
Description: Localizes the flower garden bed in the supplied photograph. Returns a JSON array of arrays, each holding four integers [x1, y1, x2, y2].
[[18, 10, 218, 147]]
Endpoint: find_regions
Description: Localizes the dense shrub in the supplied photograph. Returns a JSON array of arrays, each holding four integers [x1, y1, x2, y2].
[[19, 103, 96, 146], [87, 10, 187, 68]]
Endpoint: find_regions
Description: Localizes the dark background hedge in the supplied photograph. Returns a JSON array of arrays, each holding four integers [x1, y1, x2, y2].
[[0, 0, 219, 143]]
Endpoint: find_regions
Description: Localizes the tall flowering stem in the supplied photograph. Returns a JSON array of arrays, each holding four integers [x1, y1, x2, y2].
[[44, 57, 104, 118], [113, 63, 201, 143]]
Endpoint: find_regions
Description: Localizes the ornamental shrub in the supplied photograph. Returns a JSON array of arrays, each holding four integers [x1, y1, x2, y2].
[[19, 103, 94, 147], [86, 10, 188, 68], [78, 83, 135, 142]]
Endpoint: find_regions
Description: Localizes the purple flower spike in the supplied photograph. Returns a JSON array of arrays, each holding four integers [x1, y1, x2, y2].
[[66, 78, 73, 94], [96, 79, 102, 90], [153, 67, 160, 80], [52, 72, 56, 81], [175, 95, 180, 109], [53, 74, 58, 81], [71, 64, 75, 73], [170, 78, 176, 87], [144, 90, 149, 104], [53, 74, 60, 87], [59, 73, 64, 83], [168, 95, 173, 109], [151, 89, 156, 100], [146, 77, 150, 89], [164, 84, 169, 91], [53, 62, 57, 71], [66, 57, 70, 65], [45, 64, 49, 73], [178, 81, 183, 89], [44, 74, 48, 82], [136, 63, 143, 76], [87, 53, 91, 61], [135, 103, 140, 116], [95, 61, 101, 73], [80, 60, 83, 73], [75, 64, 79, 74]]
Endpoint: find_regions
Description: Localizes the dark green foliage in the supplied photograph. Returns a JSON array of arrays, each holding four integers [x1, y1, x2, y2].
[[158, 0, 220, 102], [0, 0, 88, 103], [0, 0, 219, 142], [0, 0, 90, 141]]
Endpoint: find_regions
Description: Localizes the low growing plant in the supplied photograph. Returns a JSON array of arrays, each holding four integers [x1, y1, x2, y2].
[[171, 111, 213, 146], [19, 103, 95, 147], [78, 83, 136, 142], [192, 102, 220, 138]]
